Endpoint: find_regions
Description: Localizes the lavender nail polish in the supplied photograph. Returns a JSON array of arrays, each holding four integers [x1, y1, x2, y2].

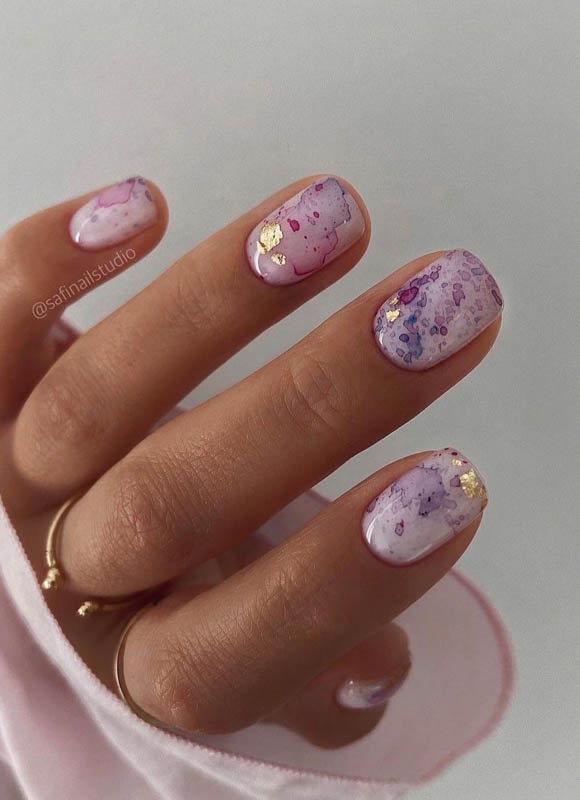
[[374, 249, 503, 370], [363, 448, 487, 566], [70, 176, 157, 251], [245, 177, 365, 286], [336, 666, 410, 710]]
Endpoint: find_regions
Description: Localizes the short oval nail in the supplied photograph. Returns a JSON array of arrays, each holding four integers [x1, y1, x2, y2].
[[374, 249, 503, 370], [363, 448, 487, 565], [245, 176, 365, 286], [70, 176, 157, 251], [336, 664, 411, 710]]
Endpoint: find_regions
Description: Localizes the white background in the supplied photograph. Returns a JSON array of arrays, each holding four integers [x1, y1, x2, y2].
[[2, 1, 579, 797]]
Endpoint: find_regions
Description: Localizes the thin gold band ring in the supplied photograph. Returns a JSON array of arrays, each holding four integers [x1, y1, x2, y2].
[[41, 490, 151, 617]]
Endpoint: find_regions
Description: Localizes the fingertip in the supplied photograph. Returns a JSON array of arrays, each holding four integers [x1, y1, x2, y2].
[[244, 173, 369, 288], [68, 176, 167, 254]]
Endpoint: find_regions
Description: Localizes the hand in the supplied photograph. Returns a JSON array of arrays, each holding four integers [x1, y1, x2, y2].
[[0, 174, 502, 744]]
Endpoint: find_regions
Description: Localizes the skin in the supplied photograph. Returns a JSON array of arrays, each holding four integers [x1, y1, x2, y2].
[[0, 175, 500, 742]]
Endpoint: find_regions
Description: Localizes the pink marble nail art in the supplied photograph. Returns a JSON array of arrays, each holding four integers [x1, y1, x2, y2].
[[69, 176, 157, 250], [374, 249, 503, 370], [245, 177, 365, 285], [336, 667, 410, 711], [363, 448, 487, 566]]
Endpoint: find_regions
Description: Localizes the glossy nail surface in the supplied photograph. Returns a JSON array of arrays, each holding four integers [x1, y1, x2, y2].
[[245, 177, 365, 285], [70, 177, 157, 250], [336, 666, 410, 710], [374, 249, 503, 370], [363, 448, 487, 565]]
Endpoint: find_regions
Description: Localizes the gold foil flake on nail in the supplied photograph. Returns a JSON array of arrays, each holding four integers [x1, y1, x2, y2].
[[451, 458, 463, 466], [257, 221, 283, 254], [459, 469, 486, 500], [389, 296, 399, 306], [270, 253, 286, 265], [386, 309, 400, 323]]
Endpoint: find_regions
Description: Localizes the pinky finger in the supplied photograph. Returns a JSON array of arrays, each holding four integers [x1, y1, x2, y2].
[[267, 623, 411, 748]]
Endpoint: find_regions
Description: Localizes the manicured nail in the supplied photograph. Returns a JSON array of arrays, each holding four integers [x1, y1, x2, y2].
[[363, 448, 487, 565], [374, 249, 503, 370], [70, 177, 157, 251], [246, 176, 365, 286], [336, 664, 410, 710]]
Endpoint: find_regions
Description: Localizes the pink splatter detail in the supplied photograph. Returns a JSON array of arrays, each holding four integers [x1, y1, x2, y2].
[[399, 286, 419, 305], [452, 283, 466, 307], [97, 178, 136, 208]]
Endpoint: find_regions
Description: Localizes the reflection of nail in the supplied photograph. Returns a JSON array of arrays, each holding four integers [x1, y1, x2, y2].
[[363, 448, 488, 566], [245, 176, 365, 286], [336, 664, 410, 710], [374, 249, 503, 370], [70, 176, 157, 251]]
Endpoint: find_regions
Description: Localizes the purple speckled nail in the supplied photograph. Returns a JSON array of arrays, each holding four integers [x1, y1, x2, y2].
[[336, 665, 410, 711], [374, 249, 503, 370], [245, 177, 365, 286], [70, 176, 157, 251], [363, 448, 487, 566]]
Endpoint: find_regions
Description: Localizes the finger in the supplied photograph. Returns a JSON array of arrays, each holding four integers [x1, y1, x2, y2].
[[120, 448, 486, 734], [173, 506, 411, 745], [0, 177, 167, 414], [58, 249, 501, 597], [14, 176, 368, 500], [268, 623, 411, 748]]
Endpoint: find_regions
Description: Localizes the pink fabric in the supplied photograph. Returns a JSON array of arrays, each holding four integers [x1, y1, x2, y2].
[[0, 487, 514, 800]]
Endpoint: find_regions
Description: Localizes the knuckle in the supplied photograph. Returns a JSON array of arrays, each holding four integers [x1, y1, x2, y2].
[[279, 350, 352, 444], [142, 637, 197, 727], [134, 548, 329, 735], [257, 545, 327, 640], [24, 366, 107, 455], [103, 460, 192, 571], [144, 630, 249, 734], [163, 254, 216, 338]]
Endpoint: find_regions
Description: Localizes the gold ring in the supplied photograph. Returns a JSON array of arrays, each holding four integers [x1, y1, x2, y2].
[[41, 490, 151, 618], [113, 603, 169, 730]]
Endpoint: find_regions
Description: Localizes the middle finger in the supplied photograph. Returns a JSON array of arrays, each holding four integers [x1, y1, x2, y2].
[[60, 248, 503, 597]]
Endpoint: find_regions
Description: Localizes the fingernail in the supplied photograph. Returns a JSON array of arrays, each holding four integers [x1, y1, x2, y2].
[[336, 664, 410, 710], [363, 448, 487, 565], [374, 249, 503, 370], [246, 176, 365, 286], [70, 176, 157, 251]]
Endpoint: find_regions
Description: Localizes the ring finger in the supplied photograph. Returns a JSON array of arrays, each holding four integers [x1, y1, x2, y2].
[[59, 248, 503, 597]]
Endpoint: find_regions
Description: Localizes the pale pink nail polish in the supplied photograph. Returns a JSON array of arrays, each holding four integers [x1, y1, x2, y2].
[[363, 448, 487, 566], [336, 665, 410, 710], [374, 249, 503, 370], [69, 176, 157, 251], [245, 177, 365, 286]]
